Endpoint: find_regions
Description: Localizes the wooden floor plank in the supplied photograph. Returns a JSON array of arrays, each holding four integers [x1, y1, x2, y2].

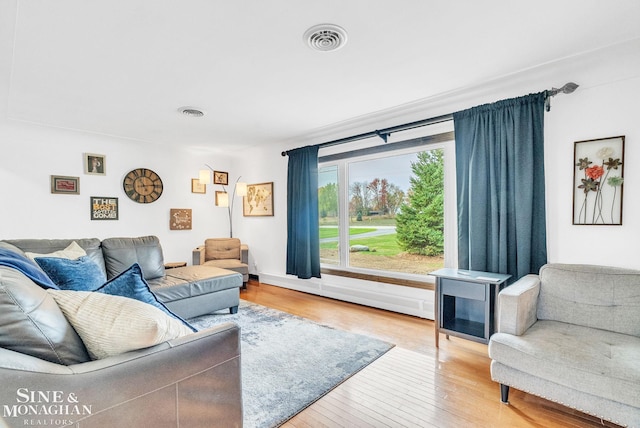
[[242, 281, 621, 428]]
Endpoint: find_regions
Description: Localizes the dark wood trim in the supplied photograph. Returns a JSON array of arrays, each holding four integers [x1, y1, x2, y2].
[[320, 267, 434, 290]]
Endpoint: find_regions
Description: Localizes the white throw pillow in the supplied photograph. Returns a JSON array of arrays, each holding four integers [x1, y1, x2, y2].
[[26, 241, 87, 261], [47, 289, 193, 360]]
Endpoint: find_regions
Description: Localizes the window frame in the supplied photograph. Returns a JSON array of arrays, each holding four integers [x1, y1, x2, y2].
[[318, 129, 457, 288]]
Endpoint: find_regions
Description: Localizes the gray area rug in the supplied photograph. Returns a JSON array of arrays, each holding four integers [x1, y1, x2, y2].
[[188, 301, 394, 428]]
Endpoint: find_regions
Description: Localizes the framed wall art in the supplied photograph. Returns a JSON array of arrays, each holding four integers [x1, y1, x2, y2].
[[90, 197, 118, 220], [573, 135, 625, 225], [243, 182, 274, 216], [170, 208, 192, 230], [191, 178, 206, 194], [51, 175, 79, 194], [213, 171, 229, 185], [84, 153, 106, 175], [215, 191, 228, 206]]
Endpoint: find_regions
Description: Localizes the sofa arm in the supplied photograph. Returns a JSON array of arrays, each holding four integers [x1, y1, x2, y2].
[[0, 323, 242, 428], [192, 245, 205, 265], [497, 274, 540, 336], [240, 244, 249, 264]]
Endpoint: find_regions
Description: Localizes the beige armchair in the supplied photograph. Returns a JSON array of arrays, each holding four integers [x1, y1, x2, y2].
[[193, 238, 249, 287]]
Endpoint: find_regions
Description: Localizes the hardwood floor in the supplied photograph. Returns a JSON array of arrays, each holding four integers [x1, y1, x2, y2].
[[241, 281, 620, 428]]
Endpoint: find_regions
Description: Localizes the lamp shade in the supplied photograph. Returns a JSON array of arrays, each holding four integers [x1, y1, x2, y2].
[[217, 192, 229, 207], [199, 169, 211, 185], [236, 182, 247, 197]]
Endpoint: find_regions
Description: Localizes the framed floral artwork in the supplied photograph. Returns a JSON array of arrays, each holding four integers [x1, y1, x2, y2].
[[573, 136, 624, 225]]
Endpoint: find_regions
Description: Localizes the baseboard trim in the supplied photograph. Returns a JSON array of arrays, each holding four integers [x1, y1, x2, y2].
[[259, 272, 434, 319]]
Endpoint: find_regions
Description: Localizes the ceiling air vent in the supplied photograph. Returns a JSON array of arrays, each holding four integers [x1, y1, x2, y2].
[[178, 107, 205, 117], [304, 24, 348, 52]]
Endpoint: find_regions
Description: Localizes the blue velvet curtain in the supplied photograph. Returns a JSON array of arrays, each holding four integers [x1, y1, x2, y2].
[[286, 145, 321, 279], [453, 92, 547, 281]]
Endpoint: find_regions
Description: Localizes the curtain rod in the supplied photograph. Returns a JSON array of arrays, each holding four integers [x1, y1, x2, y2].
[[281, 113, 453, 157], [281, 82, 578, 156]]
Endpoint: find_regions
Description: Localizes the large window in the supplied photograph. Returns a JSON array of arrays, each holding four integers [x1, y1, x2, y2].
[[318, 128, 456, 284]]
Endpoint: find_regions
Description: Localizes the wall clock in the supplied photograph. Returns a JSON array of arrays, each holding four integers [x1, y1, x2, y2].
[[123, 168, 163, 203]]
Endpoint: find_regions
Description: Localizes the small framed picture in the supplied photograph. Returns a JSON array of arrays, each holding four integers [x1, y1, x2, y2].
[[213, 171, 229, 185], [170, 208, 192, 230], [191, 178, 206, 194], [90, 197, 119, 220], [51, 175, 79, 194], [84, 153, 106, 175], [215, 191, 228, 206]]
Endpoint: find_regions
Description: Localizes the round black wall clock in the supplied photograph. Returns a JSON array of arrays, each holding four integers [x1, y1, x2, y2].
[[123, 168, 163, 203]]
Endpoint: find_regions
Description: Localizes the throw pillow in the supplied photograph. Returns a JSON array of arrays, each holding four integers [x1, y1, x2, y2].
[[35, 256, 106, 291], [96, 263, 196, 332], [47, 290, 194, 360], [25, 241, 86, 261], [0, 266, 90, 364]]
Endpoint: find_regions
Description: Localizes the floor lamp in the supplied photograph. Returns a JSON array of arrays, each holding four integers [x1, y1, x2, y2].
[[199, 165, 247, 238]]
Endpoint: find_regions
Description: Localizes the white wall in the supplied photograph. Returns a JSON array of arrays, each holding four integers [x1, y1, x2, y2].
[[2, 40, 638, 319], [545, 76, 640, 267], [235, 39, 640, 317], [0, 120, 236, 264]]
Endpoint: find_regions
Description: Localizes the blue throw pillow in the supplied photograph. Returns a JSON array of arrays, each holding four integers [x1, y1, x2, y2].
[[35, 256, 106, 291], [95, 263, 196, 332]]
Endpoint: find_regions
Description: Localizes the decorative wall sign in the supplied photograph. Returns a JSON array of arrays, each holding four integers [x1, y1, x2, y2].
[[573, 136, 625, 225], [191, 178, 206, 194], [213, 171, 229, 185], [51, 175, 79, 194], [90, 197, 118, 220], [84, 153, 106, 175], [170, 208, 192, 230], [243, 182, 274, 216]]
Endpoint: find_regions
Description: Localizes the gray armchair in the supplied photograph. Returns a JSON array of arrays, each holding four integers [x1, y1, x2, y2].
[[193, 238, 249, 287]]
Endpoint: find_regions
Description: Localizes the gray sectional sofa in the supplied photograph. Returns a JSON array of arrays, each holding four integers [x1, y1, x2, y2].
[[2, 235, 243, 318], [489, 263, 640, 427], [0, 235, 244, 427]]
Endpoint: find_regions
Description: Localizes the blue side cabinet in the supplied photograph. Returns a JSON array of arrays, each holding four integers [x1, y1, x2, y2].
[[431, 268, 511, 347]]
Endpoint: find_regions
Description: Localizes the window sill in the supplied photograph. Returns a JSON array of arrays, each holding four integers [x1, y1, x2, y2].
[[320, 267, 434, 291]]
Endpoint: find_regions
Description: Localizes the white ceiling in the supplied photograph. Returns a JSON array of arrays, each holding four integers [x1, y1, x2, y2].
[[3, 0, 640, 153]]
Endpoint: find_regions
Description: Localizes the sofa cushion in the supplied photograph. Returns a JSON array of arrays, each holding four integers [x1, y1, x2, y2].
[[204, 238, 241, 260], [101, 236, 165, 280], [538, 264, 640, 336], [48, 290, 194, 360], [25, 241, 86, 261], [489, 320, 640, 409], [3, 238, 106, 278], [158, 265, 242, 302], [96, 263, 196, 331], [35, 256, 107, 291], [0, 266, 90, 365]]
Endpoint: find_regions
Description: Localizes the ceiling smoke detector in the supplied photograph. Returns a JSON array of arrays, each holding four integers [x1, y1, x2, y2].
[[178, 107, 205, 117], [304, 24, 348, 52]]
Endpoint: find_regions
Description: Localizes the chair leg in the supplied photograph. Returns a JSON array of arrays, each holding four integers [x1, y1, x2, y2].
[[500, 384, 509, 404], [229, 306, 239, 314]]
